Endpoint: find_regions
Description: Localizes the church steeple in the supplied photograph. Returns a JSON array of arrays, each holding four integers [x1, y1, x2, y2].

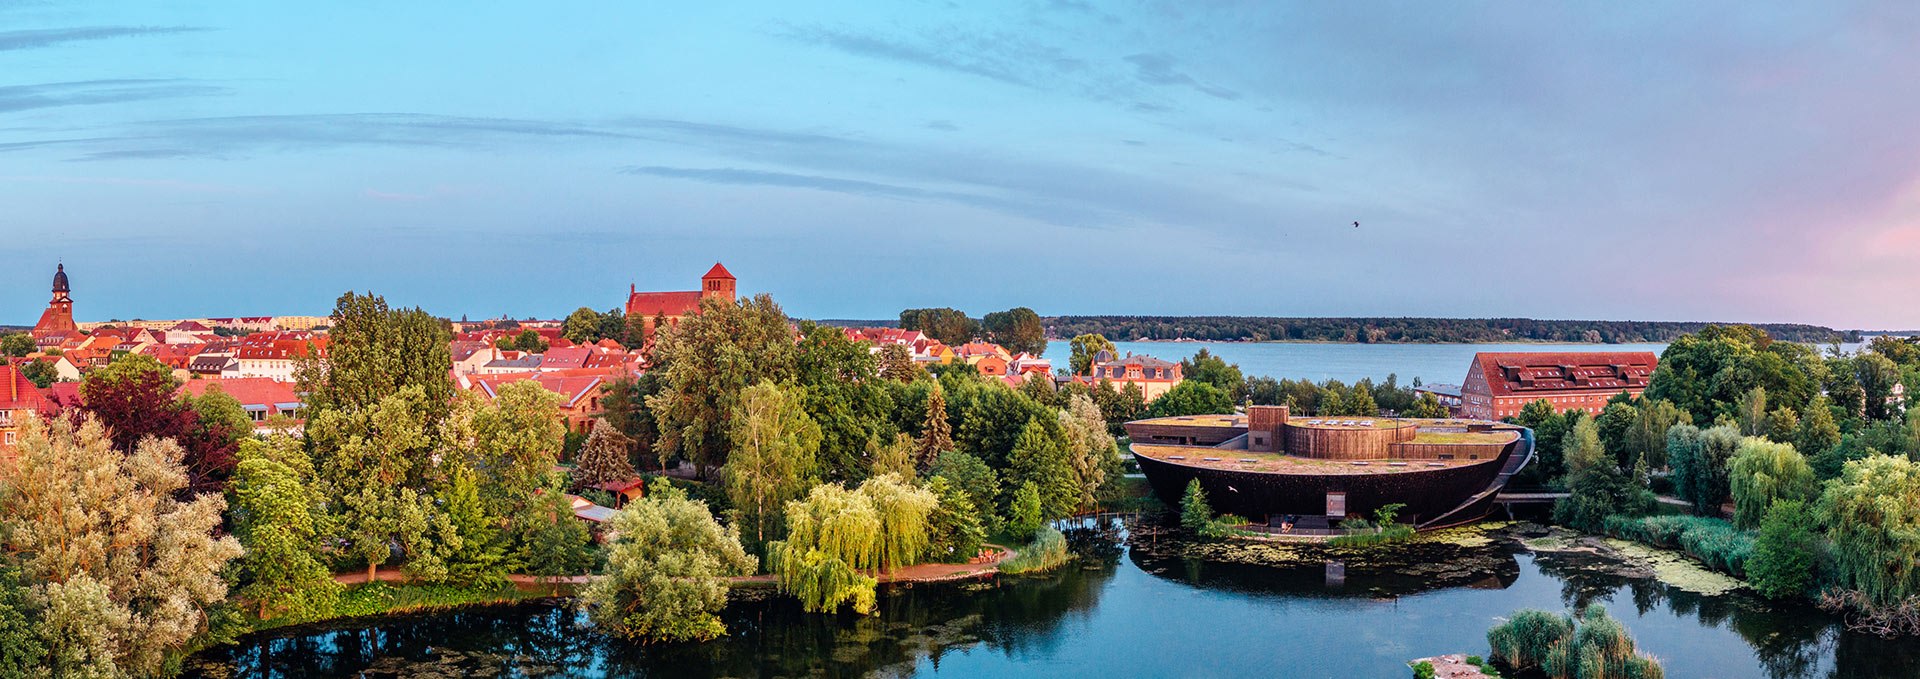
[[33, 262, 76, 339], [52, 263, 70, 297]]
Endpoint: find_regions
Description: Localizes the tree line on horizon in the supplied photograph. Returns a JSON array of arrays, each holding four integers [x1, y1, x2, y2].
[[1040, 315, 1854, 344]]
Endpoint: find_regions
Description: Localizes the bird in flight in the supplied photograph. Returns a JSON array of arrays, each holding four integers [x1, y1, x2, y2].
[[1353, 221, 1360, 228]]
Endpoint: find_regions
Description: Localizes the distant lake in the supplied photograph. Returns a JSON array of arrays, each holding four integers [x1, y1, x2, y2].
[[1041, 340, 1668, 385]]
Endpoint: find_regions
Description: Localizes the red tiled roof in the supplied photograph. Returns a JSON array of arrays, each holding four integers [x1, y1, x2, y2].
[[180, 377, 300, 408], [541, 347, 592, 370], [1470, 352, 1659, 397], [0, 366, 54, 413], [471, 372, 605, 408], [625, 290, 703, 318], [702, 262, 735, 280]]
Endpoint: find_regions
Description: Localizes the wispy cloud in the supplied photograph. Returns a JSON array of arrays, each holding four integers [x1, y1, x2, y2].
[[0, 26, 205, 52], [1123, 53, 1238, 100], [0, 79, 228, 113], [779, 23, 1087, 91]]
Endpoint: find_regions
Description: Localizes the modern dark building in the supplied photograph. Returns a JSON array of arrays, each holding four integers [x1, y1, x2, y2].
[[1126, 406, 1532, 531]]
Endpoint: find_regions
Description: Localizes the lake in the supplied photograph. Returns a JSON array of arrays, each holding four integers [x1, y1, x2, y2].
[[186, 519, 1920, 678]]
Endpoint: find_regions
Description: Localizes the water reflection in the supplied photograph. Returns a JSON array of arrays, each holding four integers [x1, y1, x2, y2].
[[187, 519, 1920, 679]]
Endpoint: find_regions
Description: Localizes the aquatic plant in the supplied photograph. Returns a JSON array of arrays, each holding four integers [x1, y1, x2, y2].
[[999, 527, 1071, 575], [1601, 514, 1752, 576], [1487, 605, 1663, 679]]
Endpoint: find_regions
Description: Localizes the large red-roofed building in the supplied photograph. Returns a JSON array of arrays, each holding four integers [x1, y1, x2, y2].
[[625, 263, 735, 343], [0, 366, 55, 454], [1460, 351, 1658, 420]]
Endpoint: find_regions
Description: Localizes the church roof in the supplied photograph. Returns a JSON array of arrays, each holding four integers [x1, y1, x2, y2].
[[702, 262, 734, 280], [52, 263, 68, 293]]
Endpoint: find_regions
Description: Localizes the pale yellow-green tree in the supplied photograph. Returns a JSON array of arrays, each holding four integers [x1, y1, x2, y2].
[[1729, 438, 1816, 529], [723, 381, 822, 546], [581, 480, 755, 643], [915, 385, 953, 471], [860, 474, 938, 573], [1058, 393, 1116, 512], [770, 475, 937, 614], [572, 418, 639, 491], [869, 432, 917, 479], [0, 416, 243, 676]]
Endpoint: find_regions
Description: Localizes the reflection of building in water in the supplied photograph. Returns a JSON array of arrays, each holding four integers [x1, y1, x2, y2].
[[1125, 405, 1531, 531]]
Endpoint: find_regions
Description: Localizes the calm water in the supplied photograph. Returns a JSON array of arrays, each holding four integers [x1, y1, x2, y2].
[[188, 521, 1920, 679]]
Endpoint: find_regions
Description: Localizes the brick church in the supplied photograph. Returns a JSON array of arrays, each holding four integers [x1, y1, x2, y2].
[[624, 263, 735, 341], [32, 263, 77, 342]]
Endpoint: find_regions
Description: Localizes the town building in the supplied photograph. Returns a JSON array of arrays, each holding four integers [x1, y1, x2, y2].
[[1064, 351, 1186, 401], [179, 378, 305, 432], [31, 264, 78, 344], [624, 263, 736, 342], [1126, 407, 1531, 531], [233, 331, 328, 381], [0, 366, 54, 454], [1459, 352, 1658, 420]]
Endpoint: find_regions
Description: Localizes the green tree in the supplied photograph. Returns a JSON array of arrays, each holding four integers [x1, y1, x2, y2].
[[0, 417, 242, 676], [1009, 418, 1078, 520], [597, 308, 628, 347], [1145, 380, 1235, 418], [1736, 386, 1770, 437], [917, 385, 954, 471], [298, 290, 453, 415], [648, 294, 797, 478], [1554, 414, 1651, 532], [1747, 499, 1818, 599], [231, 440, 340, 621], [511, 329, 548, 353], [723, 382, 821, 547], [899, 307, 979, 346], [1007, 482, 1044, 541], [877, 343, 920, 382], [461, 381, 566, 512], [1180, 348, 1246, 399], [0, 567, 46, 678], [1728, 438, 1817, 530], [869, 433, 917, 479], [308, 387, 439, 580], [1817, 454, 1920, 608], [793, 322, 895, 482], [572, 418, 638, 491], [1346, 383, 1378, 416], [1763, 407, 1799, 445], [1068, 334, 1117, 375], [1059, 393, 1117, 512], [0, 333, 32, 357], [17, 359, 54, 389], [1797, 396, 1842, 469], [930, 451, 1000, 531], [599, 373, 661, 469], [514, 480, 595, 589], [982, 307, 1046, 356], [562, 306, 604, 344], [926, 477, 987, 564], [1406, 392, 1447, 418], [1667, 424, 1741, 515], [582, 479, 756, 642], [771, 477, 936, 613], [1596, 401, 1640, 465], [1180, 479, 1213, 533]]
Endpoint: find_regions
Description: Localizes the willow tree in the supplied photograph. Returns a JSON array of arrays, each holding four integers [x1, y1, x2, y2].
[[869, 433, 917, 479], [1728, 438, 1816, 529], [861, 474, 937, 572], [772, 476, 937, 613], [581, 480, 755, 643], [1817, 454, 1920, 608], [723, 381, 821, 547], [0, 416, 242, 676]]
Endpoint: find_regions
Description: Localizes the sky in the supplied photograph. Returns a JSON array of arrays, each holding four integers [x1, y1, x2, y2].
[[2, 2, 1919, 329]]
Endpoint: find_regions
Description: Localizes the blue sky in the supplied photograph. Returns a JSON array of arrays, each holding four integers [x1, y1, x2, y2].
[[3, 2, 1919, 328]]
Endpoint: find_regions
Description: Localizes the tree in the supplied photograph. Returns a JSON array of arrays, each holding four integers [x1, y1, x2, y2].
[[74, 353, 245, 492], [461, 381, 565, 512], [1068, 334, 1116, 375], [1059, 393, 1116, 512], [1008, 418, 1078, 521], [597, 308, 628, 347], [0, 333, 32, 358], [1797, 396, 1842, 466], [307, 387, 439, 580], [427, 464, 511, 586], [1747, 499, 1817, 599], [1181, 348, 1246, 400], [1345, 383, 1378, 416], [1736, 386, 1770, 437], [648, 294, 797, 478], [917, 385, 953, 470], [562, 306, 604, 344], [1728, 438, 1817, 529], [1817, 454, 1920, 609], [1553, 414, 1650, 532], [861, 474, 939, 573], [1856, 353, 1902, 421], [723, 381, 821, 547], [573, 418, 639, 492], [1406, 392, 1448, 418], [1513, 399, 1573, 484], [771, 477, 935, 613], [1667, 424, 1741, 515], [899, 307, 978, 346], [926, 477, 987, 564], [1008, 482, 1044, 542], [877, 343, 920, 382], [869, 433, 917, 479], [0, 416, 242, 676], [599, 373, 661, 470], [230, 438, 340, 621], [1596, 401, 1640, 464], [982, 307, 1046, 356], [582, 479, 756, 643], [1180, 479, 1213, 533], [17, 360, 54, 389], [514, 480, 595, 590], [930, 451, 1000, 531], [793, 323, 895, 482], [0, 567, 46, 677], [1145, 380, 1235, 418], [299, 290, 453, 415]]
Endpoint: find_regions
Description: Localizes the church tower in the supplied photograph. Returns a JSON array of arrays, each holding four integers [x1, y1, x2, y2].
[[700, 262, 736, 301], [32, 263, 76, 338]]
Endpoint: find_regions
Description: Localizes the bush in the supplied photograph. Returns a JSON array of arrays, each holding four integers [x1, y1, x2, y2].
[[1180, 479, 1212, 533], [1328, 523, 1415, 548], [1488, 605, 1663, 679], [1410, 660, 1435, 679], [999, 527, 1070, 575], [1602, 514, 1753, 576], [1747, 500, 1817, 599]]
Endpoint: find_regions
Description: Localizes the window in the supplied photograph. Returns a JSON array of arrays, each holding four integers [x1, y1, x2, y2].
[[3, 432, 12, 445]]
